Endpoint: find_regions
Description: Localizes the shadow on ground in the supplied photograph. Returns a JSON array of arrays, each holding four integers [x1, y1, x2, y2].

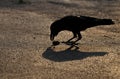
[[42, 43, 108, 62]]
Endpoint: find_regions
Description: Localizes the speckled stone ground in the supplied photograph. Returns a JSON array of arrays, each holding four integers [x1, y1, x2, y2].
[[0, 0, 120, 79]]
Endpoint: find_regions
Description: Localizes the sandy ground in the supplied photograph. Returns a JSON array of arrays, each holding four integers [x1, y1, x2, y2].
[[0, 0, 120, 79]]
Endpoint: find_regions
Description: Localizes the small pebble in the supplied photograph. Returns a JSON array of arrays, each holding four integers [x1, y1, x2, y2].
[[52, 41, 60, 45]]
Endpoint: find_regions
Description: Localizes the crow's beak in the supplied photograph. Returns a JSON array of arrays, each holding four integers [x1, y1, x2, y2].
[[112, 20, 115, 24], [50, 34, 54, 41]]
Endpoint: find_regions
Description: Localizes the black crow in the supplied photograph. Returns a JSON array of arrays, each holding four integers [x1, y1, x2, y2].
[[50, 15, 114, 42]]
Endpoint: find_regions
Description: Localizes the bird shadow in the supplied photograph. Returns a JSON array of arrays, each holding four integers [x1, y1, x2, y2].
[[42, 42, 108, 62]]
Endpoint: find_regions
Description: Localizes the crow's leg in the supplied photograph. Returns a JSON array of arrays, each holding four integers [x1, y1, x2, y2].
[[74, 32, 82, 42], [67, 32, 77, 42], [78, 32, 82, 40]]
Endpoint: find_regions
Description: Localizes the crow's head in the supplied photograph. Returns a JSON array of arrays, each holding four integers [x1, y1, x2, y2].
[[50, 20, 60, 41]]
